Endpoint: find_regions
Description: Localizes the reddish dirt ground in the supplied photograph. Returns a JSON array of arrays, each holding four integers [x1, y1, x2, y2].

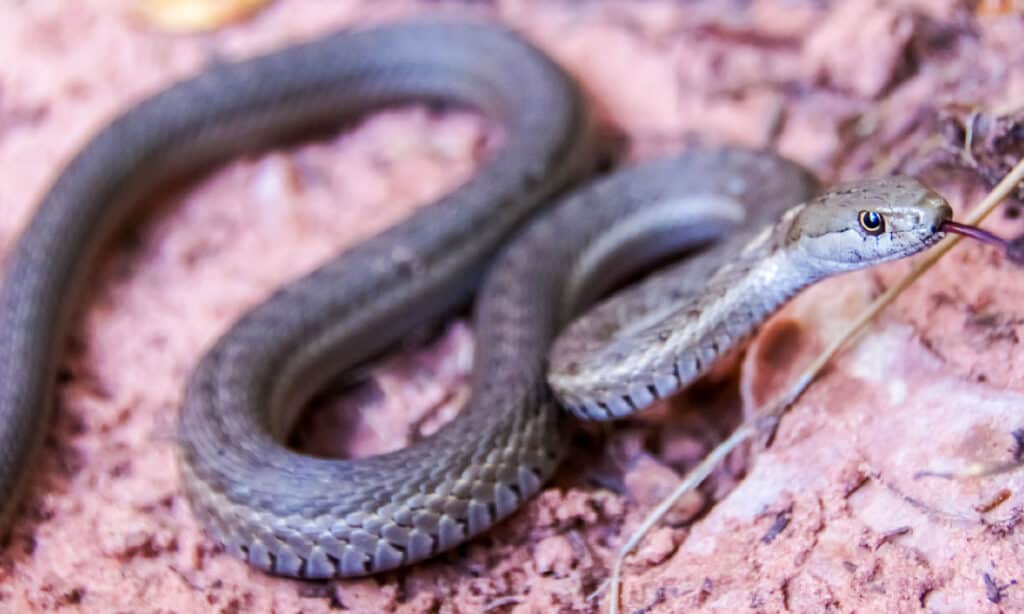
[[2, 1, 1024, 612]]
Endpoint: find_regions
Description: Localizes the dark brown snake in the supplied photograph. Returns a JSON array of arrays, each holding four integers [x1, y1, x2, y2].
[[0, 19, 951, 578]]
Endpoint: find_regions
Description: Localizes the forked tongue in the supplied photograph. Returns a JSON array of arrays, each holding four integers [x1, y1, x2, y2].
[[941, 220, 1024, 264]]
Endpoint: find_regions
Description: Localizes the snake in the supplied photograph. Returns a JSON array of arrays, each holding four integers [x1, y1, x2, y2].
[[0, 19, 952, 579]]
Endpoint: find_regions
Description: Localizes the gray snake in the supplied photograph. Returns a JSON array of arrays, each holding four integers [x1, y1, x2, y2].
[[0, 19, 952, 578]]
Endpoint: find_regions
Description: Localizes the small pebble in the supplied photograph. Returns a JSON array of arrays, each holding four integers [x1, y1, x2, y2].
[[533, 535, 576, 578]]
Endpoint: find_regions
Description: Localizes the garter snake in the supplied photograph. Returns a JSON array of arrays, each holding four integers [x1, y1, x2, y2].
[[0, 19, 951, 578]]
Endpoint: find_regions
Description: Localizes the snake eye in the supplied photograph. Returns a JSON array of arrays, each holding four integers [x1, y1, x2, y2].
[[858, 210, 885, 235]]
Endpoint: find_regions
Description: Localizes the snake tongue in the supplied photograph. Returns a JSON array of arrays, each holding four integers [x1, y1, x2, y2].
[[940, 220, 1024, 265]]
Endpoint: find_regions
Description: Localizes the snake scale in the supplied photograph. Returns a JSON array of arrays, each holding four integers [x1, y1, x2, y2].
[[0, 19, 951, 578]]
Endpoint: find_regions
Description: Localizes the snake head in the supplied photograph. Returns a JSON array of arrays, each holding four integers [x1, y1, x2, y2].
[[784, 176, 952, 273]]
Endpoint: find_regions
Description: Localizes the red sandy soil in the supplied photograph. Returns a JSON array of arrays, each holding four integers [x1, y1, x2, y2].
[[2, 0, 1024, 612]]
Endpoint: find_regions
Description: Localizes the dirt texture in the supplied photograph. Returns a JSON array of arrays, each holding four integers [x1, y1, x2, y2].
[[2, 0, 1024, 612]]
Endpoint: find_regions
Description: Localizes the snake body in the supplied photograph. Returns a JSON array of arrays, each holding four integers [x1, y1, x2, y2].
[[0, 20, 951, 578]]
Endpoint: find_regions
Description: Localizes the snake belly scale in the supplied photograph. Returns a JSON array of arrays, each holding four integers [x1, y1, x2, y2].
[[0, 20, 951, 579]]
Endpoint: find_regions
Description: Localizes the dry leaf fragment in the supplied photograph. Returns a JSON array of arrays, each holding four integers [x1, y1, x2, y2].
[[976, 0, 1024, 17], [136, 0, 273, 33]]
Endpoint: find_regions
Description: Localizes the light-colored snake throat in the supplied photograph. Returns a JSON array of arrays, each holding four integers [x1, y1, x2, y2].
[[0, 19, 952, 579]]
